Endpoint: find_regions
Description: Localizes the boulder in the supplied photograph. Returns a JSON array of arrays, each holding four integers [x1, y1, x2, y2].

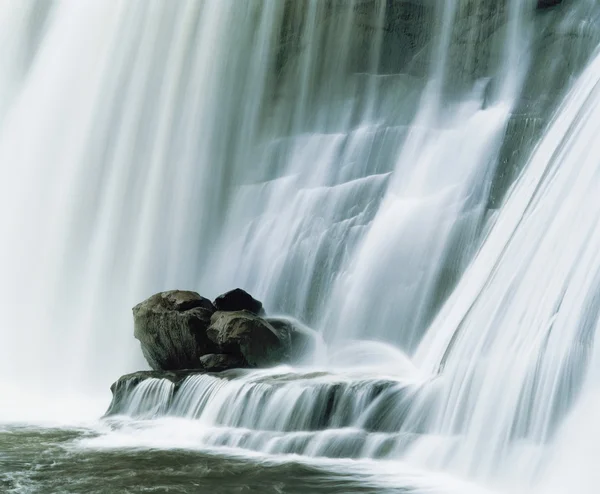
[[266, 316, 319, 363], [537, 0, 562, 8], [143, 290, 216, 312], [207, 311, 290, 367], [133, 290, 218, 371], [213, 288, 264, 315], [199, 353, 247, 372]]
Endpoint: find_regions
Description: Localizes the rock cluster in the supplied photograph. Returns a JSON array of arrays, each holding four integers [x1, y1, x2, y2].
[[133, 289, 316, 372]]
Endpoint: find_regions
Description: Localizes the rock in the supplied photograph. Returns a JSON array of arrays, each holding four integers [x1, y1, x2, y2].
[[214, 288, 264, 315], [145, 290, 216, 312], [207, 311, 289, 367], [266, 316, 319, 363], [537, 0, 562, 8], [133, 290, 218, 371], [199, 353, 246, 372]]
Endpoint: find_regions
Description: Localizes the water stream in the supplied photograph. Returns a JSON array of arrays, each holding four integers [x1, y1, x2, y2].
[[2, 1, 600, 493]]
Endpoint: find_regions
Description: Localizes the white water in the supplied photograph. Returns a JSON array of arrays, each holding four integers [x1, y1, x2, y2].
[[2, 0, 600, 493], [0, 0, 525, 387]]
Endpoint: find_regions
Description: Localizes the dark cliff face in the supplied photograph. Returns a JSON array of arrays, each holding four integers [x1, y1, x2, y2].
[[490, 0, 600, 208], [255, 0, 600, 330], [537, 0, 563, 8], [271, 0, 599, 122], [271, 0, 600, 206], [273, 0, 506, 96]]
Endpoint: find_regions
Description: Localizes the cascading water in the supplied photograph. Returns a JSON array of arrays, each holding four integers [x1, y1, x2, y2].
[[322, 0, 532, 349], [1, 0, 525, 395], [3, 0, 600, 493], [405, 44, 600, 485]]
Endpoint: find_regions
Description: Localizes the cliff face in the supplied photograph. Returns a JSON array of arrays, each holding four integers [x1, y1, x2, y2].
[[272, 0, 598, 104], [491, 1, 600, 207], [230, 0, 600, 334], [267, 0, 600, 205]]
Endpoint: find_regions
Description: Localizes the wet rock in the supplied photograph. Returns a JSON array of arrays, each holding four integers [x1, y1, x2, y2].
[[537, 0, 562, 8], [213, 288, 264, 315], [133, 290, 218, 371], [145, 290, 215, 312], [199, 353, 247, 372], [266, 316, 319, 363], [207, 311, 289, 367]]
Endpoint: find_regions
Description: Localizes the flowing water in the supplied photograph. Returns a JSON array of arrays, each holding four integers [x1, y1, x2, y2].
[[2, 0, 600, 493]]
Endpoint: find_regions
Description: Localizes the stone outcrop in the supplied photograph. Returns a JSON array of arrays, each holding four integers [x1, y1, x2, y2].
[[213, 288, 265, 315], [132, 289, 314, 373], [207, 311, 289, 367], [266, 316, 319, 364], [133, 290, 217, 371], [199, 353, 246, 372], [537, 0, 562, 8]]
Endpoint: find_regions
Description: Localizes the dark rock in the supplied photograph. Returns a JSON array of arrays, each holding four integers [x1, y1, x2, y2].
[[266, 316, 319, 363], [213, 288, 264, 315], [537, 0, 562, 8], [145, 290, 215, 312], [207, 311, 289, 367], [133, 290, 218, 371], [199, 353, 247, 372]]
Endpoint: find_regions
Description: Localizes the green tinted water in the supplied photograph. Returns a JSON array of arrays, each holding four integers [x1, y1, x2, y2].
[[0, 424, 417, 494]]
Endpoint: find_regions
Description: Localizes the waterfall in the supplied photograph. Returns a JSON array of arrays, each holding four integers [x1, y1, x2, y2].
[[321, 0, 531, 349], [404, 43, 600, 485], [0, 0, 534, 391], [0, 0, 288, 394], [2, 0, 600, 491], [102, 44, 600, 486]]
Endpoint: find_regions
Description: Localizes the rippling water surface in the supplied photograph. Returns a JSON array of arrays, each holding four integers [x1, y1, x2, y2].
[[0, 422, 481, 494]]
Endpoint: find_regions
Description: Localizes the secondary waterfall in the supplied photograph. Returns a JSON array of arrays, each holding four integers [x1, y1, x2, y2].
[[2, 0, 600, 491]]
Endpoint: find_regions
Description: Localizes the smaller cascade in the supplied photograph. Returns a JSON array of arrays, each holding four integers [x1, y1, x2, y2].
[[112, 377, 174, 419], [105, 292, 425, 461], [107, 370, 194, 417], [105, 367, 424, 460]]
